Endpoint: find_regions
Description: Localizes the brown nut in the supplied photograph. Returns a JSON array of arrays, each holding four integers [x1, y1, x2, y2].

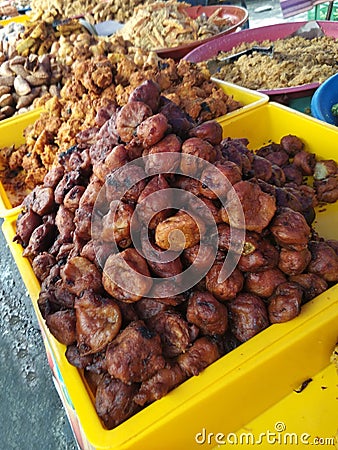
[[155, 212, 202, 251], [0, 61, 14, 77], [25, 74, 46, 86], [16, 87, 41, 109], [14, 75, 32, 96], [10, 63, 30, 78], [0, 93, 14, 107], [0, 75, 15, 86], [0, 85, 11, 96], [1, 105, 15, 117], [9, 55, 26, 66]]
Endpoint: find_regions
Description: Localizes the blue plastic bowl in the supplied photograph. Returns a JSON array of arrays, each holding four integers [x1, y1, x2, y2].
[[311, 73, 338, 126]]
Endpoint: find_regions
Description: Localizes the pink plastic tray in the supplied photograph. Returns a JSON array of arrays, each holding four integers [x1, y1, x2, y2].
[[184, 21, 338, 100]]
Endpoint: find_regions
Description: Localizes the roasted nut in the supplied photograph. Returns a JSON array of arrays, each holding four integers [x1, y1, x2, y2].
[[0, 85, 11, 96], [1, 105, 15, 117], [14, 75, 32, 96], [16, 87, 41, 109], [0, 61, 14, 77], [0, 75, 15, 86], [0, 93, 13, 107]]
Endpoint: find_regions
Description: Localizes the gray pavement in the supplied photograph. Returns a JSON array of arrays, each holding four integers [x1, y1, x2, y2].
[[0, 218, 77, 450], [0, 2, 313, 449]]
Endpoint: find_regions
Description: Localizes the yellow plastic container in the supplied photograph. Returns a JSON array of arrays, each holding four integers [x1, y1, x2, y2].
[[2, 102, 338, 450], [0, 108, 44, 217], [0, 14, 29, 25], [213, 80, 269, 121]]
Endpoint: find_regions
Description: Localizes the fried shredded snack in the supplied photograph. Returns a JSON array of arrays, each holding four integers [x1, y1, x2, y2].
[[117, 0, 233, 50], [202, 35, 338, 90]]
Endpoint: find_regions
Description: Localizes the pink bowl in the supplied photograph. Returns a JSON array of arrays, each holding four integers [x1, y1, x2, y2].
[[184, 21, 338, 100], [155, 5, 249, 60]]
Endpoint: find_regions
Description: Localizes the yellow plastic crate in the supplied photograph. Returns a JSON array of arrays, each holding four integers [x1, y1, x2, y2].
[[214, 80, 268, 122], [0, 108, 44, 217], [0, 13, 29, 25], [1, 102, 338, 450]]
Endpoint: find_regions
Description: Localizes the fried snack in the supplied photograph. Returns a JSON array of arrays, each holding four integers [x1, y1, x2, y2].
[[202, 35, 338, 90], [117, 0, 233, 51], [13, 80, 338, 430], [0, 57, 240, 205]]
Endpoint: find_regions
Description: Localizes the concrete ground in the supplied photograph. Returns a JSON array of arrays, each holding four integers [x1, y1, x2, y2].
[[0, 3, 312, 450]]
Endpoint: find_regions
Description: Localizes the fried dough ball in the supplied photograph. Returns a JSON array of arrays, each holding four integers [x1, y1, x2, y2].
[[228, 293, 269, 342], [14, 210, 42, 247], [74, 290, 122, 356], [116, 101, 153, 142], [144, 133, 182, 175], [137, 175, 172, 230], [188, 120, 223, 145], [245, 268, 287, 298], [30, 186, 56, 216], [93, 144, 129, 183], [45, 309, 77, 346], [147, 310, 191, 358], [206, 264, 244, 302], [293, 150, 316, 176], [289, 273, 328, 301], [134, 297, 170, 320], [270, 207, 310, 251], [280, 134, 304, 156], [183, 243, 223, 273], [60, 256, 103, 296], [268, 282, 303, 323], [128, 79, 161, 113], [102, 248, 152, 302], [256, 143, 289, 167], [171, 174, 201, 196], [220, 181, 276, 233], [283, 164, 303, 185], [136, 113, 168, 148], [177, 336, 220, 377], [134, 363, 186, 406], [55, 205, 75, 243], [106, 320, 165, 383], [190, 197, 222, 225], [217, 223, 260, 256], [105, 164, 147, 204], [250, 155, 273, 182], [95, 374, 140, 430], [278, 247, 311, 276], [314, 176, 338, 203], [308, 241, 338, 283], [22, 221, 57, 258], [199, 161, 242, 200], [32, 252, 56, 282], [101, 200, 134, 249], [186, 291, 228, 336], [237, 239, 279, 273], [155, 212, 202, 251], [64, 185, 86, 212], [142, 242, 183, 279], [180, 137, 217, 176]]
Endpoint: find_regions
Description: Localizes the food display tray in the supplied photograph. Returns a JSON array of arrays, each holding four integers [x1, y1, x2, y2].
[[0, 84, 267, 218], [0, 14, 29, 25], [0, 108, 44, 217], [183, 20, 338, 102], [2, 102, 338, 450]]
